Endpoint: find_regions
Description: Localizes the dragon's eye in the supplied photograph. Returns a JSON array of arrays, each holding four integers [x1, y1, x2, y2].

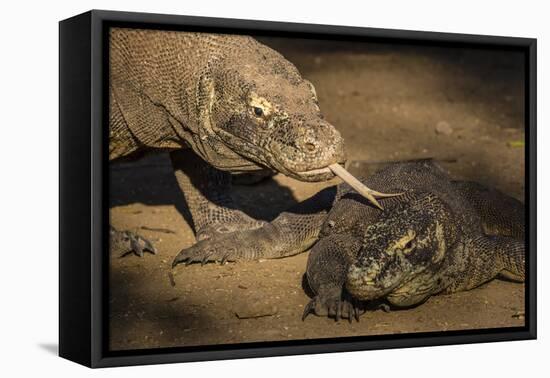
[[253, 106, 264, 117]]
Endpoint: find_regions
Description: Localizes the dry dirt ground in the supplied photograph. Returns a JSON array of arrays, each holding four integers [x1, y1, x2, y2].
[[109, 37, 526, 350]]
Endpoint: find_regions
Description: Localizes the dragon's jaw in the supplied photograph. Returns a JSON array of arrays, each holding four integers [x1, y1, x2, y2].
[[261, 125, 347, 182], [345, 260, 412, 301], [276, 163, 342, 182], [346, 255, 437, 303], [207, 121, 346, 182]]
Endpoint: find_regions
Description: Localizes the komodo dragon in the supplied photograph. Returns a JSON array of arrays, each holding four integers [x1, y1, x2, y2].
[[108, 27, 364, 257], [173, 161, 525, 322]]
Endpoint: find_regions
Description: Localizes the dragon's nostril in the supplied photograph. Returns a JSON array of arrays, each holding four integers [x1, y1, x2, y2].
[[305, 142, 316, 152]]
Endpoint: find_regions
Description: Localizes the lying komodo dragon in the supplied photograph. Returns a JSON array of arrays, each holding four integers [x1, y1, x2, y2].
[[173, 161, 525, 322], [109, 28, 373, 257]]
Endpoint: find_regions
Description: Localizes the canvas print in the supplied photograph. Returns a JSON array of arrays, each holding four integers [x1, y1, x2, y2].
[[108, 27, 526, 351]]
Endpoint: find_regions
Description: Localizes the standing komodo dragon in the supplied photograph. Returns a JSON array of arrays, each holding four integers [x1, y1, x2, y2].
[[173, 161, 525, 322], [109, 28, 384, 256]]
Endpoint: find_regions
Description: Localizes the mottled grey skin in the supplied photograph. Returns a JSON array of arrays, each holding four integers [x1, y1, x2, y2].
[[173, 161, 525, 322], [108, 28, 346, 256]]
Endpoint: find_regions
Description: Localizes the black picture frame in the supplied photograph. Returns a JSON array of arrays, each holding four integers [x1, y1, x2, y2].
[[59, 9, 537, 368]]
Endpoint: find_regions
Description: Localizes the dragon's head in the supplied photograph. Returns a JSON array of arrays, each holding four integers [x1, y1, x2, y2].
[[345, 192, 452, 301], [193, 37, 346, 182]]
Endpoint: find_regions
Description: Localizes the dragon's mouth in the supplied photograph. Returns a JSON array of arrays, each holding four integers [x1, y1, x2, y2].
[[297, 167, 333, 175], [213, 128, 342, 180], [215, 128, 398, 208], [265, 155, 343, 182], [346, 264, 403, 300], [288, 167, 342, 183]]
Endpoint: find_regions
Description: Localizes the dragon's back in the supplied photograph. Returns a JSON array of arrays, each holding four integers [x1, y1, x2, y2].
[[109, 29, 255, 132], [108, 28, 304, 161], [333, 160, 481, 235]]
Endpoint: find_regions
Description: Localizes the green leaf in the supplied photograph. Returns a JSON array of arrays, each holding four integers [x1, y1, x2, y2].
[[507, 140, 525, 148]]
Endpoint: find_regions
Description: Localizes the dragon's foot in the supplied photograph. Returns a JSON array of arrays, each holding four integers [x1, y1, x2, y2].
[[110, 227, 157, 258], [302, 288, 363, 323], [172, 233, 244, 267], [195, 219, 266, 241]]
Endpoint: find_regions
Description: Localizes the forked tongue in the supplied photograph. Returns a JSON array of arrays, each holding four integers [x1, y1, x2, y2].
[[328, 163, 403, 210]]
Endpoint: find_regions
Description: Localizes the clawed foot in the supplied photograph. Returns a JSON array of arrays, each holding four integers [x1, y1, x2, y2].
[[173, 221, 265, 267], [302, 292, 363, 323], [172, 237, 240, 267], [110, 227, 157, 258]]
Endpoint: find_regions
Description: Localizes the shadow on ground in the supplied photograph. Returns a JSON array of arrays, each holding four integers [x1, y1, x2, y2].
[[38, 343, 58, 356]]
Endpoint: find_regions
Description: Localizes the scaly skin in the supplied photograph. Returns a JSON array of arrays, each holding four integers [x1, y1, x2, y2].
[[108, 28, 346, 255], [173, 161, 525, 322]]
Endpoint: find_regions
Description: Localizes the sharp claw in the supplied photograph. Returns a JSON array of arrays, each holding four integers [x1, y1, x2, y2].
[[200, 254, 210, 266], [172, 250, 187, 267], [144, 239, 157, 254], [112, 229, 156, 258], [119, 249, 133, 258], [131, 234, 157, 257], [129, 235, 143, 257], [345, 302, 352, 323], [302, 299, 315, 321]]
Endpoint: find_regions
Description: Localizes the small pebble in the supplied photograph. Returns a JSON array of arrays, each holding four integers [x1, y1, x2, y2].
[[435, 121, 453, 135]]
